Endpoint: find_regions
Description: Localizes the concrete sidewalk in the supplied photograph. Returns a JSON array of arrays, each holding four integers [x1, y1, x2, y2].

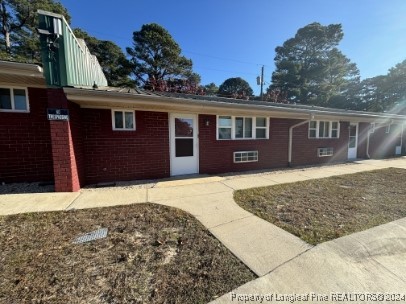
[[1, 157, 406, 289], [211, 217, 406, 304]]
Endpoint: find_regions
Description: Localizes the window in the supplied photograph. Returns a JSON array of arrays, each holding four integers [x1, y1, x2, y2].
[[318, 147, 334, 157], [218, 116, 232, 139], [318, 121, 330, 138], [309, 121, 317, 138], [385, 125, 391, 134], [235, 117, 253, 139], [217, 116, 269, 140], [370, 123, 375, 133], [308, 121, 340, 139], [256, 117, 268, 139], [0, 87, 29, 112], [234, 151, 258, 163], [331, 122, 339, 138], [112, 110, 135, 130]]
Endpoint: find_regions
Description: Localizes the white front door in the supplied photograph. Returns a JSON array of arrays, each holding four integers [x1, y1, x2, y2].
[[348, 123, 358, 159], [395, 124, 403, 155], [170, 113, 199, 176]]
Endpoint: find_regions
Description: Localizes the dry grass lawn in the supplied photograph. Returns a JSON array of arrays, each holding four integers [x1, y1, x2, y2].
[[234, 168, 406, 245], [0, 203, 255, 303]]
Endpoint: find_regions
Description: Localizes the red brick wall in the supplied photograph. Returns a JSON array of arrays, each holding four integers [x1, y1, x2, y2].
[[291, 121, 350, 166], [199, 115, 347, 174], [357, 122, 369, 159], [68, 101, 85, 187], [198, 115, 351, 174], [81, 109, 170, 184], [0, 87, 53, 183], [403, 124, 406, 155], [369, 123, 403, 158], [47, 89, 83, 192]]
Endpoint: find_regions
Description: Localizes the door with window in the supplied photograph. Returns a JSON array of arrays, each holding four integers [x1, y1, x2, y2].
[[170, 114, 199, 176], [395, 124, 403, 155], [348, 123, 358, 159]]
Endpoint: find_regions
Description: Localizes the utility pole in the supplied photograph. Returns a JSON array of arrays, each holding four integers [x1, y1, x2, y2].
[[260, 65, 264, 101]]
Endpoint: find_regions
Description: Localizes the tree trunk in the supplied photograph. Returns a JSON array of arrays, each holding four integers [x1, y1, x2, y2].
[[5, 30, 10, 53], [1, 1, 10, 53]]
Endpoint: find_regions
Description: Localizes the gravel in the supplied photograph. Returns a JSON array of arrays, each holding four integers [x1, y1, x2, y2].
[[0, 182, 54, 194]]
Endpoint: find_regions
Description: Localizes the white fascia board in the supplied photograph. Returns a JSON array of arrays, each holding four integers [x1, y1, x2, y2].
[[63, 87, 406, 124]]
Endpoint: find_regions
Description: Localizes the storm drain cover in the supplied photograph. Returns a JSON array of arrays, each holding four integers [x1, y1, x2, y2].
[[73, 228, 108, 244]]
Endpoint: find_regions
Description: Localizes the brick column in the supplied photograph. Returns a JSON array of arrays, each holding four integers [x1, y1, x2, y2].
[[47, 88, 81, 192]]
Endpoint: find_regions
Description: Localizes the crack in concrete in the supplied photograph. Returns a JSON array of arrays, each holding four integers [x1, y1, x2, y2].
[[262, 246, 314, 277], [64, 192, 82, 210], [369, 257, 406, 283], [208, 214, 255, 230], [219, 181, 238, 191], [152, 189, 232, 202], [352, 237, 406, 283]]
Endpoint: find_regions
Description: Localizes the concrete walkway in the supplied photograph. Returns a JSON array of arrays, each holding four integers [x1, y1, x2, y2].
[[211, 217, 406, 304], [1, 158, 406, 300]]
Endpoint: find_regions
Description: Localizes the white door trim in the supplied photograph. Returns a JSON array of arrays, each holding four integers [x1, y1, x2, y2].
[[169, 113, 199, 176], [395, 123, 403, 155], [348, 122, 358, 160]]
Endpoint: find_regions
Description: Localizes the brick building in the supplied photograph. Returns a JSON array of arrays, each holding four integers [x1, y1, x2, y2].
[[0, 11, 405, 192]]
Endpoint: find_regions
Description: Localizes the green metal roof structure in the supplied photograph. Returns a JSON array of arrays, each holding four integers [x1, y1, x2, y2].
[[37, 10, 108, 88]]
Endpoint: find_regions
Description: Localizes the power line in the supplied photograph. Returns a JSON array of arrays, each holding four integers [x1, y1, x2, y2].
[[73, 26, 273, 84], [194, 66, 259, 77], [183, 50, 271, 68], [71, 27, 274, 69]]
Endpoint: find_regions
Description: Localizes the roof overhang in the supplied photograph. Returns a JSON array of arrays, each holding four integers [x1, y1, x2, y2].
[[64, 87, 406, 124], [0, 61, 43, 77], [0, 61, 46, 87]]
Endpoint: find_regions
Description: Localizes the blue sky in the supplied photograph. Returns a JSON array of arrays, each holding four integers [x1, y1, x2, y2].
[[61, 0, 406, 94]]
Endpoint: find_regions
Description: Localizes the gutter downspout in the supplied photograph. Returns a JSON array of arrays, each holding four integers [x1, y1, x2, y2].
[[288, 119, 311, 167], [401, 124, 404, 155], [366, 128, 371, 159]]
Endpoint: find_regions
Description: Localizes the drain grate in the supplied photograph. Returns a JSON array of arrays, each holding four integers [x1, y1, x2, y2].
[[73, 228, 108, 244]]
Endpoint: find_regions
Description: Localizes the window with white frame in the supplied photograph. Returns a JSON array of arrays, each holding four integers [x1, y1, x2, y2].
[[0, 87, 29, 112], [235, 117, 253, 138], [255, 117, 268, 138], [370, 123, 375, 133], [318, 147, 334, 157], [234, 151, 258, 163], [331, 122, 339, 138], [218, 116, 232, 139], [385, 124, 391, 134], [308, 121, 340, 139], [309, 121, 317, 138], [217, 116, 269, 140], [112, 110, 135, 130]]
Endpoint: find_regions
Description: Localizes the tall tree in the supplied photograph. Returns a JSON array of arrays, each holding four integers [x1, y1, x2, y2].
[[73, 28, 132, 87], [218, 77, 253, 98], [152, 72, 202, 94], [269, 22, 359, 106], [204, 82, 219, 95], [357, 59, 406, 112], [127, 23, 196, 87], [0, 0, 70, 62]]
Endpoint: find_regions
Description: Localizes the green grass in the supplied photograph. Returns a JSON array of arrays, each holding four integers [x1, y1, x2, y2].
[[234, 168, 406, 245]]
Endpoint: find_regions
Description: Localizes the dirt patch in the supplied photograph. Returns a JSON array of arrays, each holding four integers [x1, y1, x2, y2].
[[0, 203, 255, 303], [0, 182, 54, 194], [234, 168, 406, 245]]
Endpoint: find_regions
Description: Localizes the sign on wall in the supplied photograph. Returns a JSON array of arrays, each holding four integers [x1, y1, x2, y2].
[[47, 108, 69, 121]]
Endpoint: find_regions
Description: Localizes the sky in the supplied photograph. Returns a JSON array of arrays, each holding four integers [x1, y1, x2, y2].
[[60, 0, 406, 95]]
